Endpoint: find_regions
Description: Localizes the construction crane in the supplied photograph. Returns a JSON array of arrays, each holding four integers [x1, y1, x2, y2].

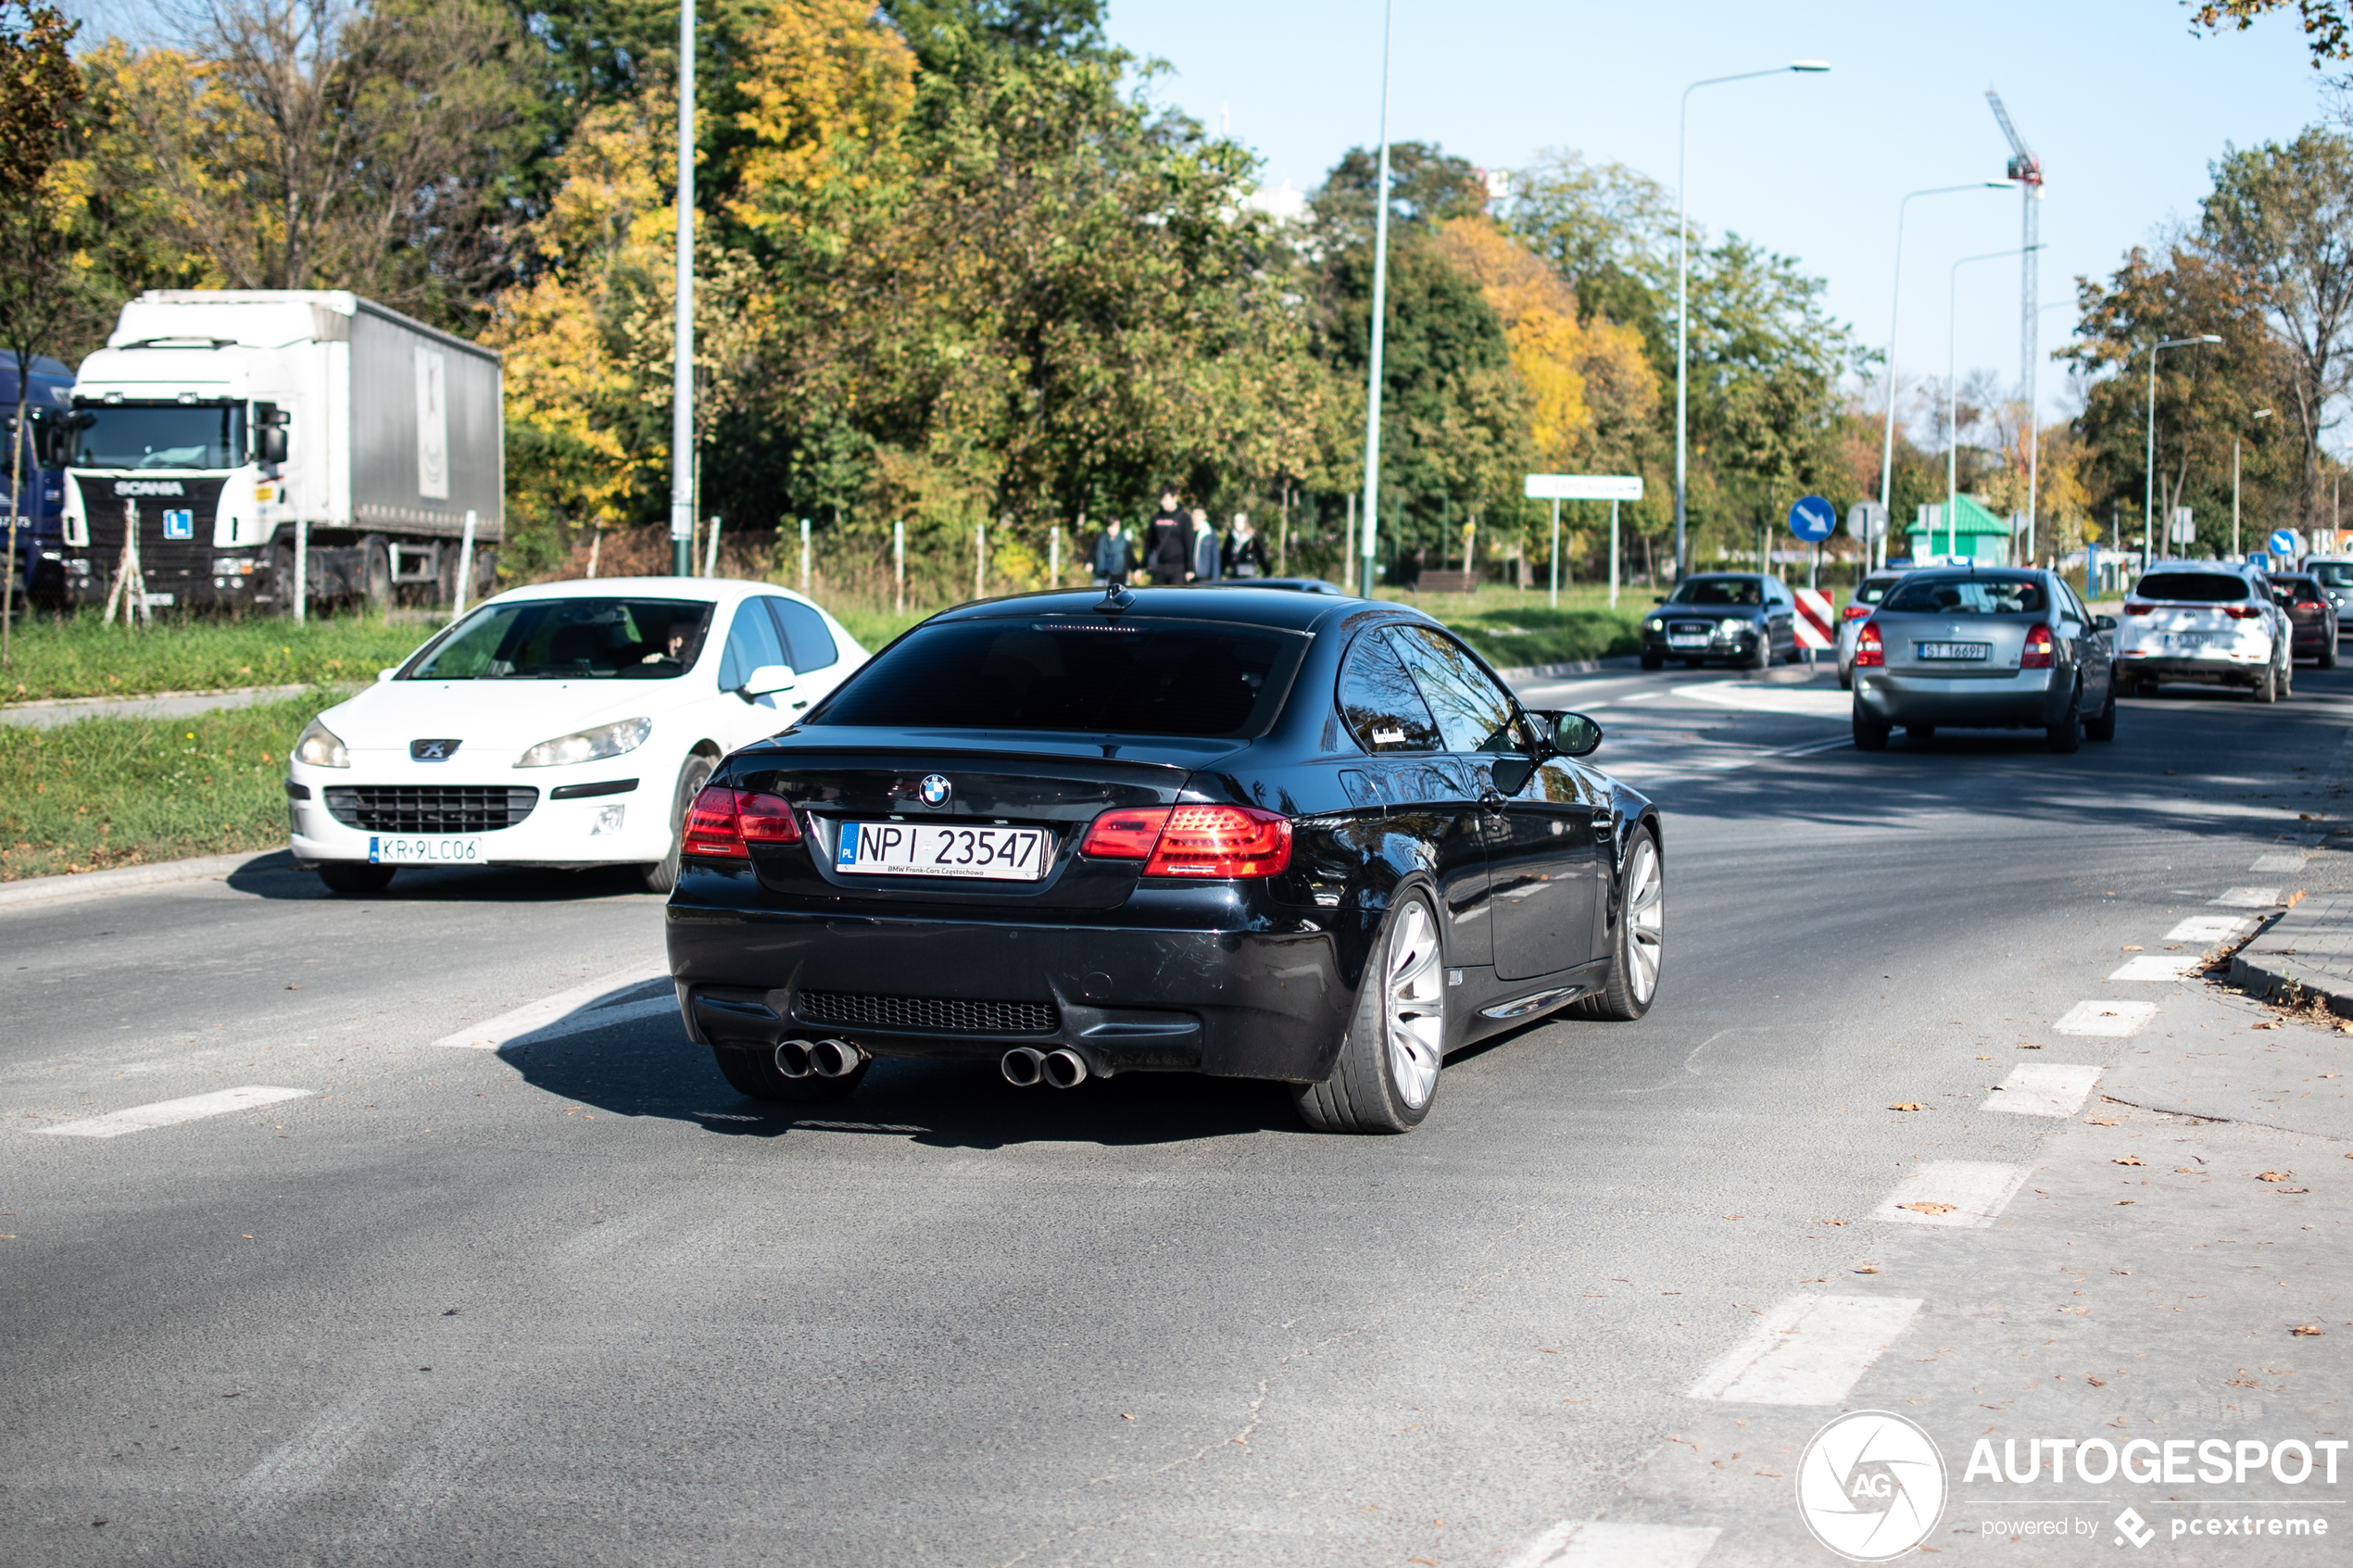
[[1987, 87, 2045, 557]]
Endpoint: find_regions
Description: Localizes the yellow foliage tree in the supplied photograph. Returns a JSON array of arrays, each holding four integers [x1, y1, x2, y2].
[[725, 0, 914, 248]]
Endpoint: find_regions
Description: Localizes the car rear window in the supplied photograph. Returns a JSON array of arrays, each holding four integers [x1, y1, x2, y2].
[[402, 597, 714, 680], [2309, 561, 2353, 588], [2271, 575, 2325, 604], [1855, 576, 1900, 605], [2135, 571, 2252, 603], [809, 618, 1304, 737], [1667, 577, 1762, 607], [1881, 574, 2047, 615]]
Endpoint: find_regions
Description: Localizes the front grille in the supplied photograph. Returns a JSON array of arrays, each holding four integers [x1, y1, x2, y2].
[[75, 474, 225, 589], [794, 990, 1059, 1035], [322, 785, 537, 834]]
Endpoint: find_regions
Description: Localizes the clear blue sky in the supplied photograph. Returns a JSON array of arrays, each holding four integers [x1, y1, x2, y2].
[[1106, 0, 2328, 425]]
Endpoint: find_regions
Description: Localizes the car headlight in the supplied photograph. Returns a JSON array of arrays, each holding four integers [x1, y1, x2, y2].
[[1718, 618, 1748, 637], [516, 716, 652, 768], [295, 718, 349, 769], [1645, 618, 1664, 631]]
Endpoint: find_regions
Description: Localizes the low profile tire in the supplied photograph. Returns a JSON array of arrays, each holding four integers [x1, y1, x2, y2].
[[640, 754, 715, 895], [1853, 710, 1890, 750], [2047, 687, 2082, 753], [711, 1045, 867, 1103], [1640, 648, 1665, 671], [318, 861, 395, 894], [2084, 682, 2118, 741], [1744, 635, 1770, 671], [1291, 892, 1448, 1134], [1568, 827, 1663, 1022]]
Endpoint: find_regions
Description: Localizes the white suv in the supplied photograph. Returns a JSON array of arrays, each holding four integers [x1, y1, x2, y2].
[[2114, 562, 2293, 701]]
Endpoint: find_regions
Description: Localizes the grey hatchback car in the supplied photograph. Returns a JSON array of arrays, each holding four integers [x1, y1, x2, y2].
[[1851, 568, 2117, 753]]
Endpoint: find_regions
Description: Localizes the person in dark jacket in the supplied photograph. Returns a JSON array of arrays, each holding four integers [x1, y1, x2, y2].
[[1224, 513, 1267, 578], [1189, 508, 1220, 583], [1091, 519, 1136, 585], [1143, 489, 1187, 584]]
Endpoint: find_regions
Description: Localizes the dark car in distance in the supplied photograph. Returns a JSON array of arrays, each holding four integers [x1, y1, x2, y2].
[[663, 587, 1665, 1134], [1640, 573, 1800, 671], [2268, 573, 2340, 668]]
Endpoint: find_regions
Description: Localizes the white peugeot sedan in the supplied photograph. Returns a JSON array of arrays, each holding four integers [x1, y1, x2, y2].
[[2114, 562, 2294, 702], [286, 577, 867, 894]]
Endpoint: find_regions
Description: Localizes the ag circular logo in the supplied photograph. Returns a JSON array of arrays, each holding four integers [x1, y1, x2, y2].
[[918, 773, 952, 807], [1794, 1410, 1947, 1562]]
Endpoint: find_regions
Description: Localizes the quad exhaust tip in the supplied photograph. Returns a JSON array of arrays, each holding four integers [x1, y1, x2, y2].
[[774, 1040, 812, 1079], [1001, 1047, 1088, 1088], [809, 1038, 866, 1078]]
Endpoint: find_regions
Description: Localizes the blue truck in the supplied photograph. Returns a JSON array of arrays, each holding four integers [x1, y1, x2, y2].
[[2, 350, 74, 605]]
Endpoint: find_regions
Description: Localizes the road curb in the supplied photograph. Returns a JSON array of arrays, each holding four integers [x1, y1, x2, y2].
[[2228, 892, 2353, 1017], [1495, 656, 1643, 680], [0, 684, 317, 729], [0, 848, 296, 910]]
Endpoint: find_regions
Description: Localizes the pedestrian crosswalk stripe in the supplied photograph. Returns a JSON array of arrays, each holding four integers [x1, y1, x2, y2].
[[1687, 1294, 1921, 1406], [36, 1085, 310, 1139]]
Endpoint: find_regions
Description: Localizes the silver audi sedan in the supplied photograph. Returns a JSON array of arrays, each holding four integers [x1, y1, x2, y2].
[[1850, 567, 2117, 753]]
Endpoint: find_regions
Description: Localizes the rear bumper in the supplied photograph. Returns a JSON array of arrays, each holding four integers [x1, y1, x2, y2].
[[2118, 654, 2264, 685], [663, 893, 1359, 1082], [1853, 669, 2066, 727]]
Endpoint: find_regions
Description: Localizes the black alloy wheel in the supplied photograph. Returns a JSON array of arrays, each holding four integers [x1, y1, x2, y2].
[[640, 754, 715, 895]]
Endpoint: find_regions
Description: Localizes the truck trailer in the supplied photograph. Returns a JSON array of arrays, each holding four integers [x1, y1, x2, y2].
[[63, 290, 502, 613]]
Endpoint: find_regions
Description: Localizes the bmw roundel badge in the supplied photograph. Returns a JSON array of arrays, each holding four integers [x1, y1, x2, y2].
[[918, 773, 952, 807]]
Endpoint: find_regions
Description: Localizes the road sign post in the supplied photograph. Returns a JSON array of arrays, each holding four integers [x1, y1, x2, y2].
[[1788, 495, 1835, 608], [2271, 528, 2300, 561], [1526, 475, 1643, 611]]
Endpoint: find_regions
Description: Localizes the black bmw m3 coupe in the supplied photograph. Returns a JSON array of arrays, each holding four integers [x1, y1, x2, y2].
[[664, 586, 1665, 1133]]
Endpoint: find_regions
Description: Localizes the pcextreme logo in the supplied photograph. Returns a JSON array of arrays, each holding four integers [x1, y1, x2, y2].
[[1795, 1410, 1948, 1562]]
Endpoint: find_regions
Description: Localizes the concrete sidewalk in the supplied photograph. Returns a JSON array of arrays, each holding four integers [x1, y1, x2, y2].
[[0, 684, 313, 728], [2232, 889, 2353, 1017]]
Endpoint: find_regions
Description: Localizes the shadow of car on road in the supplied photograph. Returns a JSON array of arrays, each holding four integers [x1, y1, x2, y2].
[[228, 850, 661, 904]]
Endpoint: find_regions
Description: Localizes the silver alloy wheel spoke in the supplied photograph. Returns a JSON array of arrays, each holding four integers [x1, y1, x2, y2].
[[1385, 900, 1444, 1109], [1624, 840, 1664, 1003]]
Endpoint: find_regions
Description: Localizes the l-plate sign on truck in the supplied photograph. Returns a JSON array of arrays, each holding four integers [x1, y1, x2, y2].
[[60, 290, 503, 613]]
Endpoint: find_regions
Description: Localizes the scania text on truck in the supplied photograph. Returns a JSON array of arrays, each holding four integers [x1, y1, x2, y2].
[[62, 290, 502, 613]]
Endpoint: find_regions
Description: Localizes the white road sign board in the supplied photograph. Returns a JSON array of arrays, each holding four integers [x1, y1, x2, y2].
[[1525, 474, 1643, 501]]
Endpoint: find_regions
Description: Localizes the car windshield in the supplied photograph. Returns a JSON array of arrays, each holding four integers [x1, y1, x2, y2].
[[402, 598, 715, 680], [2309, 561, 2353, 588], [1881, 574, 2047, 615], [810, 618, 1305, 737], [2135, 571, 2252, 603], [70, 403, 245, 469], [1667, 578, 1762, 607]]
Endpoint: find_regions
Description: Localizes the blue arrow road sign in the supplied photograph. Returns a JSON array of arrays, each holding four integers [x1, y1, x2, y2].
[[2271, 530, 2300, 556], [1789, 495, 1836, 542]]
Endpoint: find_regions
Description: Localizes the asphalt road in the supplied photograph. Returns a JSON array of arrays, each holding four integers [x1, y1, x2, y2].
[[4, 659, 2349, 1566]]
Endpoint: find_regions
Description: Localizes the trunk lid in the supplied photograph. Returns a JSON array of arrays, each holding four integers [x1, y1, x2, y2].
[[1872, 611, 2038, 677]]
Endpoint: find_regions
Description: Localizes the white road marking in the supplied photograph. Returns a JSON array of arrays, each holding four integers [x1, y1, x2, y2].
[[1985, 1063, 2101, 1117], [2210, 886, 2284, 908], [2052, 999, 2158, 1037], [1506, 1520, 1722, 1568], [1686, 1294, 1921, 1406], [2167, 915, 2249, 943], [1871, 1161, 2031, 1228], [2250, 853, 2308, 872], [2108, 954, 2203, 981], [432, 963, 673, 1049], [1676, 682, 1850, 721], [36, 1085, 310, 1139], [233, 1392, 380, 1518]]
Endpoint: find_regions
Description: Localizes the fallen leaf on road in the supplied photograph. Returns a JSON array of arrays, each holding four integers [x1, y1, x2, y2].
[[1898, 1201, 1957, 1215], [2289, 890, 2308, 908], [2121, 946, 2145, 952], [2114, 1157, 2145, 1166], [2259, 1172, 2296, 1182], [1121, 1413, 1134, 1421], [1854, 1265, 1881, 1274], [2116, 1199, 2135, 1204], [2019, 1042, 2045, 1049], [2253, 1022, 2284, 1031], [2086, 1375, 2106, 1386], [2084, 1117, 2119, 1125], [1890, 1102, 1927, 1111], [1819, 1219, 1850, 1226], [2293, 1324, 2325, 1336], [1722, 1214, 1744, 1221], [2276, 1187, 2310, 1194], [2060, 1307, 2090, 1314]]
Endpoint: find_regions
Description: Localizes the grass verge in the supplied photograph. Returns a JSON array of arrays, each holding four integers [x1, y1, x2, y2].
[[1376, 584, 1646, 667], [1, 611, 447, 703], [0, 692, 333, 881]]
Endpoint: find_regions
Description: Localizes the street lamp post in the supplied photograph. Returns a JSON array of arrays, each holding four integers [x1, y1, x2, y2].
[[1876, 182, 2013, 573], [2235, 408, 2274, 559], [2144, 333, 2223, 568], [1358, 0, 1396, 600], [1944, 245, 2039, 562], [669, 0, 696, 577], [1674, 58, 1829, 581]]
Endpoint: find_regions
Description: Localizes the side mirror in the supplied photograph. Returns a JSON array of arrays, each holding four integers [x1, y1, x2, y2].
[[1652, 596, 1667, 605], [259, 426, 288, 465], [2093, 614, 2117, 632], [376, 667, 396, 683], [739, 662, 797, 698], [1553, 712, 1603, 758]]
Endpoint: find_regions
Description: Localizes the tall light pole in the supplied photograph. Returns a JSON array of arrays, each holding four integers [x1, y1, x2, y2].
[[1876, 182, 2013, 571], [1358, 0, 1396, 599], [1945, 245, 2038, 560], [2235, 408, 2274, 559], [2144, 333, 2222, 567], [669, 0, 697, 577], [1674, 58, 1829, 581]]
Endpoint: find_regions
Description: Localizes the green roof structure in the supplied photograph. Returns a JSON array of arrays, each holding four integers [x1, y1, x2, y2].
[[1902, 495, 2013, 564]]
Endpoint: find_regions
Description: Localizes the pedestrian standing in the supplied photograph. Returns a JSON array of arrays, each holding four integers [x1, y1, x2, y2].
[[1092, 518, 1135, 586], [1225, 513, 1267, 579], [1189, 508, 1219, 583], [1145, 489, 1189, 584]]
